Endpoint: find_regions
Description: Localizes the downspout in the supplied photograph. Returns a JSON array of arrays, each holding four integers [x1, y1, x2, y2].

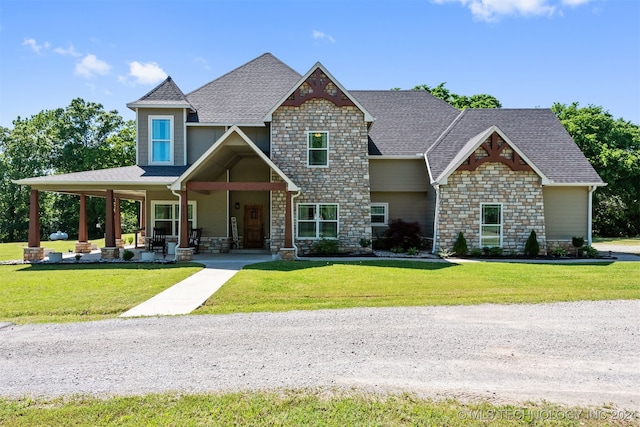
[[432, 184, 441, 254], [292, 190, 302, 260], [171, 188, 181, 262], [587, 185, 596, 245]]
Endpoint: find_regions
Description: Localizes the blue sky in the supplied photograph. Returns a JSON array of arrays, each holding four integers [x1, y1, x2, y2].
[[0, 0, 638, 128]]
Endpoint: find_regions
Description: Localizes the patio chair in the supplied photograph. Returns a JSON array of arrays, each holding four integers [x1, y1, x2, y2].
[[189, 227, 203, 254], [148, 227, 167, 254]]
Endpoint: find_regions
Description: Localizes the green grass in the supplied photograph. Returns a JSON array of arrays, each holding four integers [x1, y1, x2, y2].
[[0, 234, 137, 261], [198, 260, 640, 315], [593, 237, 640, 246], [0, 263, 202, 324], [2, 390, 636, 427]]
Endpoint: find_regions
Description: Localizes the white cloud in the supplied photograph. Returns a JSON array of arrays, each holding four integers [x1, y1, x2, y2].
[[75, 54, 111, 78], [54, 44, 80, 57], [312, 30, 336, 43], [194, 56, 212, 71], [22, 38, 50, 54], [432, 0, 595, 21], [125, 61, 168, 85]]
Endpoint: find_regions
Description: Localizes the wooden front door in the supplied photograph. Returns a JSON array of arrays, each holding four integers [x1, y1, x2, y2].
[[243, 205, 264, 249]]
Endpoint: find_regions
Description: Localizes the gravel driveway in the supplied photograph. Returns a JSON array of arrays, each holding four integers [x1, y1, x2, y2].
[[1, 300, 638, 410]]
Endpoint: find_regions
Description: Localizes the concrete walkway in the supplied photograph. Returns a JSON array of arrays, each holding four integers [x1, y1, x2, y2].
[[120, 254, 272, 317]]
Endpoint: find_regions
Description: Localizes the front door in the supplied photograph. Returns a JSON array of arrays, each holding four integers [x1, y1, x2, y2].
[[244, 205, 264, 249]]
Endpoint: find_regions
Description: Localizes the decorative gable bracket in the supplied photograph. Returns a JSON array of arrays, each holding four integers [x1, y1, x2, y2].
[[457, 131, 533, 172], [282, 68, 355, 108]]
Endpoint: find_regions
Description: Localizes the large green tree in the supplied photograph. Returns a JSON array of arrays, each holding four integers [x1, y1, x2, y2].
[[552, 103, 640, 237], [0, 99, 136, 242], [412, 82, 502, 109]]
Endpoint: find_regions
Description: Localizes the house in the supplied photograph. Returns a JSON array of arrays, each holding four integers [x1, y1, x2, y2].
[[17, 53, 605, 261]]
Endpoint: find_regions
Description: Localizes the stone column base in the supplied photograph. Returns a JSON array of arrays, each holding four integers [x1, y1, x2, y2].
[[175, 247, 193, 261], [23, 247, 44, 261], [279, 248, 296, 261], [75, 241, 92, 253], [101, 247, 120, 259], [115, 238, 125, 249]]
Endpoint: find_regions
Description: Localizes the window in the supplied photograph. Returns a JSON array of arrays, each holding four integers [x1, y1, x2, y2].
[[149, 116, 173, 164], [297, 203, 338, 239], [370, 203, 388, 225], [151, 201, 196, 236], [480, 203, 502, 247], [307, 131, 328, 167]]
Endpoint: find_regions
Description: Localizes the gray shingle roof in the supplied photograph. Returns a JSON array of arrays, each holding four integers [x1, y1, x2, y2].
[[127, 77, 193, 108], [15, 165, 189, 185], [186, 53, 302, 123], [352, 91, 460, 156], [427, 109, 604, 184]]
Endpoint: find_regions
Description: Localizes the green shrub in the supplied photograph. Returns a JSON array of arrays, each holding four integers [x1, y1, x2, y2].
[[359, 238, 371, 248], [312, 239, 340, 255], [390, 246, 405, 254], [127, 236, 134, 245], [437, 248, 454, 258], [550, 246, 568, 257], [470, 248, 483, 257], [122, 249, 135, 261], [489, 247, 503, 257], [583, 245, 599, 258], [452, 232, 468, 256], [406, 247, 419, 256], [524, 230, 540, 258], [571, 236, 585, 248]]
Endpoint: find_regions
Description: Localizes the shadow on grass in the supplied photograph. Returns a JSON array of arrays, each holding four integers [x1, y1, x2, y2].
[[11, 262, 203, 272], [243, 259, 459, 272]]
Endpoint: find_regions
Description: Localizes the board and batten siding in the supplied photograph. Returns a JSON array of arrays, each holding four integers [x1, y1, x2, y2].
[[137, 108, 186, 166], [369, 159, 430, 191], [543, 186, 589, 240], [186, 126, 226, 164]]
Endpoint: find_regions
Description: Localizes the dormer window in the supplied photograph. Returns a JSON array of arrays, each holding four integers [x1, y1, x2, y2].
[[307, 131, 328, 167], [149, 116, 173, 164]]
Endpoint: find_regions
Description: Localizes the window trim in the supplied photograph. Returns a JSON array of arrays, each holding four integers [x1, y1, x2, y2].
[[307, 131, 329, 168], [151, 200, 197, 237], [296, 203, 339, 239], [148, 115, 174, 165], [480, 203, 503, 248], [370, 202, 389, 225]]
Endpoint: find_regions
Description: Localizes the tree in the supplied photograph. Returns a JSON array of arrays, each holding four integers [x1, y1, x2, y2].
[[552, 103, 640, 237], [412, 82, 502, 109]]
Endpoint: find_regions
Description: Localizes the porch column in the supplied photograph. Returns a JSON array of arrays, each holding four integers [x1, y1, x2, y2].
[[114, 197, 123, 248], [179, 190, 189, 248], [24, 189, 44, 261], [74, 193, 92, 253], [284, 191, 293, 248], [101, 190, 119, 259]]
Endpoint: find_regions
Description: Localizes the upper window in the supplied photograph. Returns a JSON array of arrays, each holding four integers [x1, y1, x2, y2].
[[297, 203, 338, 239], [149, 116, 173, 164], [307, 131, 328, 167], [480, 203, 502, 247], [151, 201, 196, 237], [371, 203, 388, 225]]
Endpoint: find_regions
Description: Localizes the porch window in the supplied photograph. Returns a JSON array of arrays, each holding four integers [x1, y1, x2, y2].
[[297, 203, 338, 239], [370, 203, 388, 225], [151, 201, 196, 237], [307, 131, 328, 167], [480, 203, 502, 247], [149, 116, 173, 164]]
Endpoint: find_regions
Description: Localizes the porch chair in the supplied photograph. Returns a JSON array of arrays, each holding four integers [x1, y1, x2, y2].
[[189, 227, 203, 254], [148, 227, 167, 255]]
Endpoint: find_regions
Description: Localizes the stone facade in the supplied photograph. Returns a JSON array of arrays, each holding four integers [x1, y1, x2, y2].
[[437, 162, 547, 254], [175, 247, 193, 261], [100, 247, 120, 259], [271, 98, 372, 255], [23, 247, 44, 261], [74, 241, 92, 254]]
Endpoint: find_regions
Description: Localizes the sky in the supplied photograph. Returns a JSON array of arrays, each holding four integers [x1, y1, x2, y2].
[[0, 0, 638, 129]]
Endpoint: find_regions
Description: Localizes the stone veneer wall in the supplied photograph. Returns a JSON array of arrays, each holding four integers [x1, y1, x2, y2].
[[270, 176, 287, 252], [271, 98, 372, 255], [437, 162, 547, 254]]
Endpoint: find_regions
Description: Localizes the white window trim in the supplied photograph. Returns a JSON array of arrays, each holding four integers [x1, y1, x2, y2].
[[371, 202, 389, 225], [148, 115, 174, 165], [480, 203, 503, 248], [297, 203, 339, 240], [151, 200, 197, 237], [307, 131, 329, 168]]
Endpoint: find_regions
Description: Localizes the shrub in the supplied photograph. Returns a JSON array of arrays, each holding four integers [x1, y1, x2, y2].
[[359, 238, 371, 248], [127, 236, 134, 245], [406, 247, 419, 256], [488, 247, 503, 257], [470, 248, 483, 257], [452, 232, 468, 256], [122, 249, 135, 261], [390, 246, 405, 254], [382, 219, 423, 251], [312, 239, 340, 255], [571, 236, 585, 248], [437, 248, 454, 258], [524, 230, 540, 258], [550, 246, 567, 257], [583, 245, 599, 258]]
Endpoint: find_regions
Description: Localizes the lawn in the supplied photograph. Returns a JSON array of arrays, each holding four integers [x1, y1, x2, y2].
[[0, 234, 137, 261], [0, 263, 202, 324], [199, 260, 640, 315], [593, 237, 640, 246], [1, 390, 635, 427]]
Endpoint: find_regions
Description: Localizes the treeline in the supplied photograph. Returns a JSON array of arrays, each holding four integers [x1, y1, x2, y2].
[[0, 98, 136, 242], [415, 83, 639, 237]]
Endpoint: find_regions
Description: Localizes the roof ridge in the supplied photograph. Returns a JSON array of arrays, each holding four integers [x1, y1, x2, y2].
[[426, 109, 468, 154]]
